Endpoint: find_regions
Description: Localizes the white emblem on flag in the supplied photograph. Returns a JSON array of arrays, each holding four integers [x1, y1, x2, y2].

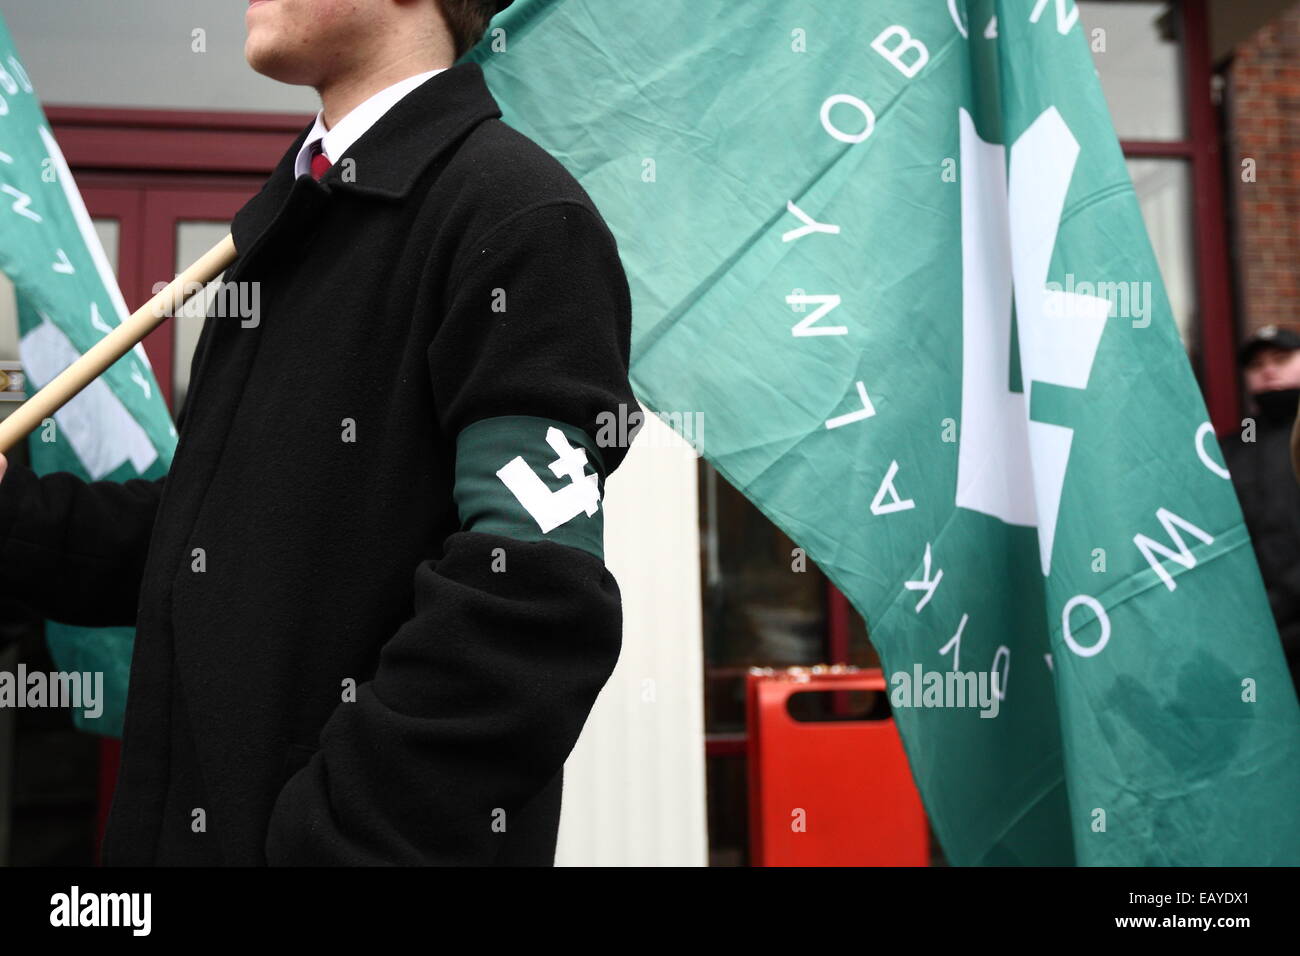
[[954, 106, 1108, 576], [19, 315, 158, 477], [496, 426, 600, 533]]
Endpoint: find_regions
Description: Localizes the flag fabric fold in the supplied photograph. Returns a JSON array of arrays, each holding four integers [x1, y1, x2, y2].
[[475, 0, 1300, 864], [0, 16, 175, 737]]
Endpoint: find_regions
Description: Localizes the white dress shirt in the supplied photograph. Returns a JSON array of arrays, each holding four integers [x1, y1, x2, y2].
[[293, 68, 447, 178]]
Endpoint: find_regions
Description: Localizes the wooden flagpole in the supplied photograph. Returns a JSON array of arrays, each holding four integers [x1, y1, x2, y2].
[[0, 233, 237, 454]]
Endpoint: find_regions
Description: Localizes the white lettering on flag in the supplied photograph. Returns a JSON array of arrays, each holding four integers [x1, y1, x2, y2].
[[1133, 507, 1214, 592], [871, 26, 930, 78], [782, 200, 840, 243], [940, 613, 968, 670], [948, 0, 969, 37], [904, 541, 943, 612], [1029, 0, 1079, 34], [1195, 421, 1230, 480], [130, 366, 152, 400], [992, 646, 1009, 699], [824, 381, 875, 430], [819, 94, 875, 144], [2, 183, 40, 222], [787, 293, 846, 337], [38, 126, 152, 370], [871, 459, 915, 515], [89, 301, 112, 335], [1061, 594, 1111, 657]]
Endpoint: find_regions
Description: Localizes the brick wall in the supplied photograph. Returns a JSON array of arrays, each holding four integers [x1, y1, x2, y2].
[[1226, 2, 1300, 339]]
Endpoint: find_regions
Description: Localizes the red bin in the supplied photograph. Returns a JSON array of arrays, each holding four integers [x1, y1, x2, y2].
[[746, 666, 929, 866]]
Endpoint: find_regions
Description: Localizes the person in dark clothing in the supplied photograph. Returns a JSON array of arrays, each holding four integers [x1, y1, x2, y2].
[[0, 0, 638, 864], [1221, 325, 1300, 694]]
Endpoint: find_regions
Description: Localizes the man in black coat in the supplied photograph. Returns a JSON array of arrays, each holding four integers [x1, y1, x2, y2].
[[0, 0, 638, 864], [1221, 325, 1300, 696]]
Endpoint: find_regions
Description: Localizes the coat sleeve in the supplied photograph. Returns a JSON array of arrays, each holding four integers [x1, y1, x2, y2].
[[0, 464, 164, 627], [0, 329, 213, 628], [264, 199, 639, 865]]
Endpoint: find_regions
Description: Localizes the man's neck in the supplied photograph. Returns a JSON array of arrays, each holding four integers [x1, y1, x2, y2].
[[316, 49, 453, 129]]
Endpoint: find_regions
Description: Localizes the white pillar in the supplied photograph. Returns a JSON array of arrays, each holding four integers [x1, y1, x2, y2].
[[557, 404, 709, 866]]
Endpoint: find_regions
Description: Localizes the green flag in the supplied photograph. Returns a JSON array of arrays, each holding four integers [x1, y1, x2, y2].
[[0, 15, 176, 737], [475, 0, 1300, 864]]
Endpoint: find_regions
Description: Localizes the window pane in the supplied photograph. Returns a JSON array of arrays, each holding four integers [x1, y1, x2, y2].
[[1126, 158, 1197, 350], [844, 599, 880, 669], [0, 217, 120, 397], [93, 219, 120, 275], [699, 461, 828, 732], [705, 754, 749, 867], [0, 271, 18, 365], [1078, 1, 1186, 141]]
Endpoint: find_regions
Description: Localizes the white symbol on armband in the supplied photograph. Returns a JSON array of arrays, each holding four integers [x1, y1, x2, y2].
[[496, 427, 600, 533]]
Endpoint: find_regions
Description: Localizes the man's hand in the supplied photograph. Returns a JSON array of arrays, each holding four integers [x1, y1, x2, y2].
[[0, 452, 7, 483]]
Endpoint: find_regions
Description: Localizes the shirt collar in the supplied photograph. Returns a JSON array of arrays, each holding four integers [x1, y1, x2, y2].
[[293, 68, 447, 178], [231, 62, 505, 266]]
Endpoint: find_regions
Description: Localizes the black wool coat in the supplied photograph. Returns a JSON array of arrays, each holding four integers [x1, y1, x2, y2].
[[0, 61, 638, 864], [1221, 398, 1300, 690]]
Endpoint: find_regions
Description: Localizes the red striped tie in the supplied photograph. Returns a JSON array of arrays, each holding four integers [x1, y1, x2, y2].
[[309, 140, 332, 180]]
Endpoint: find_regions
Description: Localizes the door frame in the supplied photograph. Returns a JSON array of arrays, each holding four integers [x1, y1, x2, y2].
[[50, 105, 309, 407]]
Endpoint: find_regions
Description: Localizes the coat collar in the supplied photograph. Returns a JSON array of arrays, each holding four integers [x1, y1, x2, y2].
[[231, 61, 503, 261]]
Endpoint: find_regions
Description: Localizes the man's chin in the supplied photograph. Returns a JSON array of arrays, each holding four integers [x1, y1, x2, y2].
[[244, 41, 315, 86]]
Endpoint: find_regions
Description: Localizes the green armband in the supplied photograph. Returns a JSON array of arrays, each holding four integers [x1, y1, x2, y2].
[[453, 415, 608, 560]]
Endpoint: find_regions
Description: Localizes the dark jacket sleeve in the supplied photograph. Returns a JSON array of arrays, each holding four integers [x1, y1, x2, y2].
[[263, 199, 638, 865], [0, 337, 212, 628], [0, 464, 164, 627]]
